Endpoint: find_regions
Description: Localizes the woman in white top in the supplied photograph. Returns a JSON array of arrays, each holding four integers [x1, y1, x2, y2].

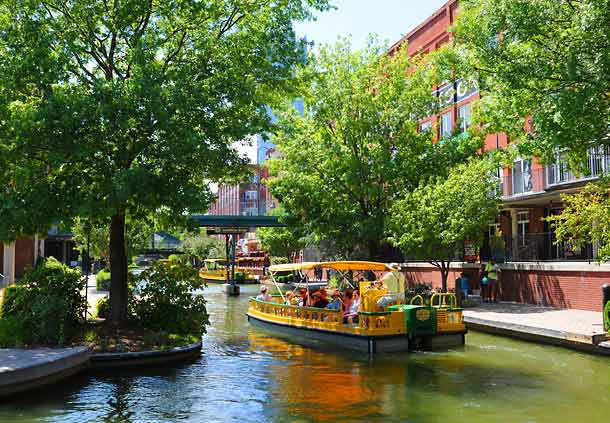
[[256, 285, 272, 301]]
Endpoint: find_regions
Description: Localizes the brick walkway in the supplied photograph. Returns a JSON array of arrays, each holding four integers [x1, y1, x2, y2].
[[464, 302, 610, 352]]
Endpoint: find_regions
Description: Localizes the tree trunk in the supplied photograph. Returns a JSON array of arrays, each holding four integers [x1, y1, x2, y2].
[[109, 212, 129, 325], [440, 264, 449, 293]]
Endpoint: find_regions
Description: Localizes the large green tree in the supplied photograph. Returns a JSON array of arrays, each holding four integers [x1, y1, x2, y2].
[[546, 181, 610, 261], [0, 0, 330, 323], [389, 160, 500, 291], [268, 39, 480, 259], [454, 0, 610, 166]]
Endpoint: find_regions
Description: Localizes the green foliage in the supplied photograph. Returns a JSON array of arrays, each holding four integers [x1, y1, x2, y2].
[[96, 297, 110, 319], [327, 275, 341, 289], [0, 317, 25, 348], [0, 257, 86, 345], [257, 208, 308, 257], [270, 257, 290, 265], [96, 269, 111, 291], [389, 160, 500, 291], [454, 0, 610, 165], [234, 272, 246, 283], [268, 38, 480, 259], [276, 274, 294, 284], [181, 229, 224, 261], [132, 262, 208, 335], [0, 0, 331, 322], [546, 182, 610, 261], [72, 217, 154, 264]]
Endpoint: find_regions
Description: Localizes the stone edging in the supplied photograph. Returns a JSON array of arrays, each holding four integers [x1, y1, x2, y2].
[[0, 341, 202, 398], [89, 341, 202, 369], [465, 319, 610, 356], [0, 346, 90, 398]]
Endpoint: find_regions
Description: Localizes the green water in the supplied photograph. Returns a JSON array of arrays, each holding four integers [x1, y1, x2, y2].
[[1, 284, 609, 423]]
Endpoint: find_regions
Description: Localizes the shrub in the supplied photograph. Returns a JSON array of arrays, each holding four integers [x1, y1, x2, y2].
[[234, 272, 245, 283], [96, 269, 111, 291], [0, 257, 86, 345], [96, 297, 110, 319], [0, 317, 26, 347], [132, 262, 208, 335], [270, 256, 289, 265]]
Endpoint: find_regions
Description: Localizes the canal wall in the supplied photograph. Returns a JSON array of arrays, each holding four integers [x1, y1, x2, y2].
[[0, 341, 202, 399], [401, 262, 610, 312]]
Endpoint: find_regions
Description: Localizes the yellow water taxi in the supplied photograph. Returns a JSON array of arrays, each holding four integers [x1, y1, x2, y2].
[[199, 258, 258, 284], [247, 261, 467, 353]]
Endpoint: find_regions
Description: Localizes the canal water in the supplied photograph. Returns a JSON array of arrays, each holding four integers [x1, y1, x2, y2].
[[1, 284, 609, 423]]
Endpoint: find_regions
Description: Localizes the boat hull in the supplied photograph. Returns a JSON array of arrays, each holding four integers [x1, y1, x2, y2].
[[248, 312, 412, 353]]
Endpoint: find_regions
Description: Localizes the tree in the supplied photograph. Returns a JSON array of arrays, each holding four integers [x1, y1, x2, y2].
[[257, 208, 307, 258], [546, 181, 610, 261], [268, 38, 480, 259], [454, 0, 610, 167], [72, 216, 154, 266], [389, 160, 500, 291], [182, 229, 224, 262], [0, 0, 330, 324]]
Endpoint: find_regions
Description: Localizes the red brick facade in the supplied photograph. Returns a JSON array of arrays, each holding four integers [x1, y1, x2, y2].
[[392, 1, 609, 312], [402, 264, 608, 312]]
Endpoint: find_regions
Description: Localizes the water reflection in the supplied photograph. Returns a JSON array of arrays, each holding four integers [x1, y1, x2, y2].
[[1, 284, 609, 423]]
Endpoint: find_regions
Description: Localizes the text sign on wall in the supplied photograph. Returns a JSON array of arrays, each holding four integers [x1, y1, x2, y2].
[[435, 78, 478, 106]]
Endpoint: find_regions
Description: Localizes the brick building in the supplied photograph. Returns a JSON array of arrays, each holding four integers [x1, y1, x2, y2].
[[1, 237, 44, 287], [391, 0, 610, 312]]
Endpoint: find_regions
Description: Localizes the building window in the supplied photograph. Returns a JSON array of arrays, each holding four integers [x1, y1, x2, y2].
[[419, 121, 432, 132], [440, 112, 452, 138], [517, 211, 529, 246], [488, 216, 500, 239], [513, 159, 533, 195], [491, 167, 504, 197], [458, 103, 471, 133], [244, 190, 258, 201]]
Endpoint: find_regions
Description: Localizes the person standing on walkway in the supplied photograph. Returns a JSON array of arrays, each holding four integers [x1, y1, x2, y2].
[[479, 263, 489, 302], [485, 259, 501, 303]]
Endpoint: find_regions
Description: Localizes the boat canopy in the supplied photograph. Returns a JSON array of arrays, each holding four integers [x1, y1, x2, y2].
[[205, 258, 227, 263], [268, 262, 320, 272], [268, 261, 393, 273]]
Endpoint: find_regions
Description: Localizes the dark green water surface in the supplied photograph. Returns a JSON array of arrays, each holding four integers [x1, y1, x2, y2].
[[1, 284, 609, 423]]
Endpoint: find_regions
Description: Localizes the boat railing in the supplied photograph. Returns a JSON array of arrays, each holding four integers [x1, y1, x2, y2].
[[249, 297, 343, 324], [430, 293, 457, 309]]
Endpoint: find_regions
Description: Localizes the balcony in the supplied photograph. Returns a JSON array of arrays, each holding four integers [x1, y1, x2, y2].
[[499, 167, 547, 199], [546, 147, 610, 188], [481, 232, 595, 262]]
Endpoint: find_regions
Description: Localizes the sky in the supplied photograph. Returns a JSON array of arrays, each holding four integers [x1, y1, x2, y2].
[[294, 0, 449, 51], [238, 0, 449, 164]]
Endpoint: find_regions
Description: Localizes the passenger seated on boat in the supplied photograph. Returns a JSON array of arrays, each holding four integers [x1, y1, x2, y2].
[[256, 285, 272, 302], [285, 290, 299, 306], [311, 291, 329, 308], [326, 289, 343, 310], [298, 288, 308, 307], [344, 289, 360, 324]]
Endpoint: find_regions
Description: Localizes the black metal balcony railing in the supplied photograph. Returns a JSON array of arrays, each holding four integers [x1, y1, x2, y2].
[[481, 233, 595, 262]]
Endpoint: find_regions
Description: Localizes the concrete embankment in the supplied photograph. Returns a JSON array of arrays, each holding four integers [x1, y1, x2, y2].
[[463, 302, 610, 355], [0, 341, 202, 398]]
